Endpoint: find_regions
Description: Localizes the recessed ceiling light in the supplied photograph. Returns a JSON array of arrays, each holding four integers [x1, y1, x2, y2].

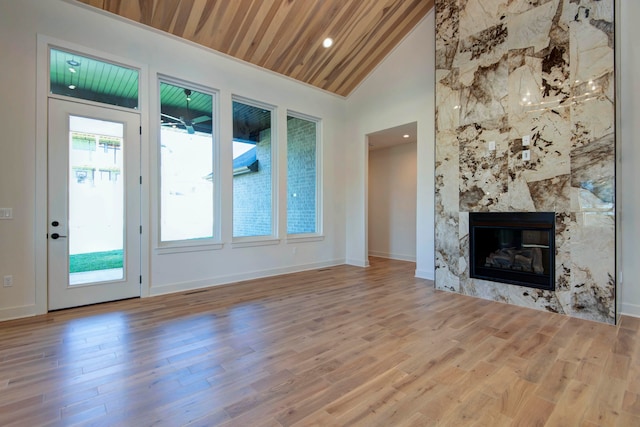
[[403, 134, 410, 138], [69, 67, 76, 73], [323, 37, 333, 48], [67, 59, 80, 67], [68, 84, 76, 89]]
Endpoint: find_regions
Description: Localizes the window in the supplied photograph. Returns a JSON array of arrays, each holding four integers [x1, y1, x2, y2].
[[232, 98, 275, 238], [287, 113, 320, 235], [49, 48, 139, 109], [159, 80, 215, 243]]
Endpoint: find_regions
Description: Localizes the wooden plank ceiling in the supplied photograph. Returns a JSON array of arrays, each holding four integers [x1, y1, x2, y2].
[[75, 0, 434, 97]]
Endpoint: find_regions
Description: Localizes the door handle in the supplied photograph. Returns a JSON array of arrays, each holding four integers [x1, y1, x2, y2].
[[50, 233, 67, 239]]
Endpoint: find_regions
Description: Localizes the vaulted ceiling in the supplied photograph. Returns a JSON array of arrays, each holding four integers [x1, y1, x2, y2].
[[74, 0, 434, 97]]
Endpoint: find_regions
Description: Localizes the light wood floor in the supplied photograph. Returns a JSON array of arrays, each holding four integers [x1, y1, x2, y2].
[[1, 258, 639, 426]]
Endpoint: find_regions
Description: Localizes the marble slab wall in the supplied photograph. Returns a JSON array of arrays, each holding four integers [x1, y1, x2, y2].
[[434, 0, 615, 323]]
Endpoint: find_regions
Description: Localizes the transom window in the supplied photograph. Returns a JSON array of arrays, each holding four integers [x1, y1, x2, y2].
[[49, 48, 139, 109]]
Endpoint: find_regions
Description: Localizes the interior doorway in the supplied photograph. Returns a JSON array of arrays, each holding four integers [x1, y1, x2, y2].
[[367, 122, 417, 262]]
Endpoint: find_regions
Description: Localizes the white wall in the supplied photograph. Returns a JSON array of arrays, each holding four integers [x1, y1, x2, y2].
[[368, 143, 417, 261], [2, 1, 632, 319], [620, 0, 640, 316], [345, 11, 436, 278], [0, 0, 348, 320]]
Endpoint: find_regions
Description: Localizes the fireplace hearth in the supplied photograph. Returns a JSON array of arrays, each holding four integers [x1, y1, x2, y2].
[[469, 212, 555, 291]]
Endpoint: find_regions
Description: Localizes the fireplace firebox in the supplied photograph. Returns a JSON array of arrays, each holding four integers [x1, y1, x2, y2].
[[469, 212, 555, 291]]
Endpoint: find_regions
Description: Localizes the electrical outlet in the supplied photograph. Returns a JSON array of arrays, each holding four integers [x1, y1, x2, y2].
[[488, 140, 496, 151], [3, 275, 13, 287], [522, 135, 531, 146], [522, 150, 531, 161], [0, 208, 12, 219]]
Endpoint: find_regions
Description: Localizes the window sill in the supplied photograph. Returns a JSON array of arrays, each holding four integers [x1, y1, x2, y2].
[[231, 238, 281, 249], [286, 235, 325, 244], [156, 241, 224, 255]]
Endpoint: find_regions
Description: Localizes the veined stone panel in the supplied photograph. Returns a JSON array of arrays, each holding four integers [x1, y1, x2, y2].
[[434, 0, 615, 323]]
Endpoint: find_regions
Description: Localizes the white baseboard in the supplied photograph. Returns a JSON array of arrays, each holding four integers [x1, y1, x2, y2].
[[346, 258, 370, 267], [415, 269, 435, 280], [368, 251, 416, 262], [0, 304, 38, 322], [149, 258, 346, 297], [621, 303, 640, 318]]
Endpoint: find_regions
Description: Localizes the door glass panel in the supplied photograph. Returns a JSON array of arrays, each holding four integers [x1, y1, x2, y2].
[[68, 115, 124, 285]]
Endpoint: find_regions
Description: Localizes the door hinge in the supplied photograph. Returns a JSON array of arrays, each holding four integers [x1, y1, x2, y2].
[[139, 275, 142, 284], [140, 225, 142, 234], [139, 176, 142, 185], [139, 126, 142, 135]]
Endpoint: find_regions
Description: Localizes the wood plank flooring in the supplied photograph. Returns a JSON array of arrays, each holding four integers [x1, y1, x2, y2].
[[1, 258, 639, 426]]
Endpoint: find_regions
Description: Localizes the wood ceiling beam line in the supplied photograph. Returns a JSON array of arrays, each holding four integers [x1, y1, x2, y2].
[[304, 1, 381, 89], [284, 1, 354, 79], [329, 1, 409, 78], [291, 1, 367, 86], [170, 0, 197, 37], [240, 0, 285, 62], [328, 0, 430, 95], [244, 0, 292, 65], [265, 0, 335, 75], [337, 6, 429, 96], [149, 0, 181, 32], [258, 0, 316, 69], [194, 0, 220, 37], [225, 0, 264, 57], [303, 0, 381, 80], [74, 0, 435, 97], [208, 1, 245, 55], [223, 0, 261, 53], [137, 0, 153, 25]]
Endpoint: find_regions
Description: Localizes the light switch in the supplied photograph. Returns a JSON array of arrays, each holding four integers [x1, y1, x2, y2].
[[522, 150, 531, 161], [522, 135, 531, 146], [0, 208, 12, 219], [488, 141, 496, 151]]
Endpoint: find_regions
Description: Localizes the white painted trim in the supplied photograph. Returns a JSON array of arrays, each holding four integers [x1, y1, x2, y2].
[[346, 258, 370, 268], [156, 243, 224, 255], [286, 235, 325, 244], [231, 239, 281, 249], [415, 269, 435, 281], [0, 305, 38, 322], [285, 109, 324, 237], [368, 251, 416, 262], [35, 34, 150, 309], [148, 259, 345, 296], [154, 75, 221, 251], [621, 303, 640, 318]]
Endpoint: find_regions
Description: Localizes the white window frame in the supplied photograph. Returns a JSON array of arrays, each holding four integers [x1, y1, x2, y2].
[[156, 75, 221, 253], [231, 95, 279, 247], [36, 35, 150, 310], [285, 110, 323, 243]]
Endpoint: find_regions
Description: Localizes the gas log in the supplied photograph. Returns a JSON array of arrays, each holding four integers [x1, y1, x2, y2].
[[485, 247, 544, 274]]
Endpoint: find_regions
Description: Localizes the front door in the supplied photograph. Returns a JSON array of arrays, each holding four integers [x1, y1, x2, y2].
[[48, 98, 141, 310]]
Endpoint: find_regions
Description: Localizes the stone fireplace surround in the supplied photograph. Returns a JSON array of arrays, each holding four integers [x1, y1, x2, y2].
[[434, 0, 615, 323]]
